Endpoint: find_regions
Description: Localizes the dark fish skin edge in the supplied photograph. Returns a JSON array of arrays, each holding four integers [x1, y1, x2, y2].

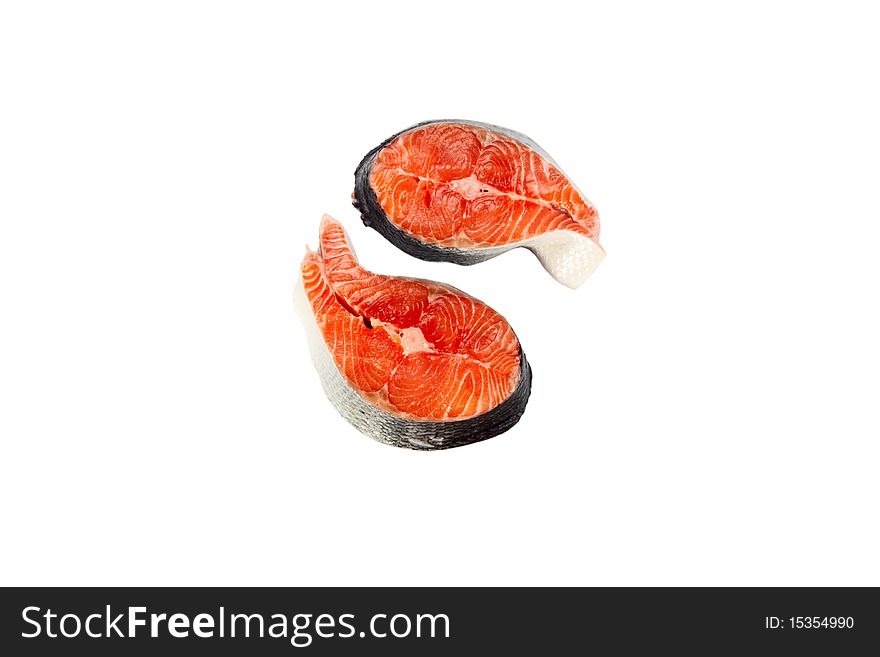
[[376, 347, 533, 450], [353, 119, 497, 267]]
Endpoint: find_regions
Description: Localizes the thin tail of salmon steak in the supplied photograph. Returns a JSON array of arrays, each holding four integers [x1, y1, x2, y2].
[[295, 215, 532, 450], [353, 120, 604, 289]]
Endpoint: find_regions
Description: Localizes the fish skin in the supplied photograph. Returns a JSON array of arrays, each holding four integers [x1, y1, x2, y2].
[[296, 215, 532, 450], [354, 120, 605, 288]]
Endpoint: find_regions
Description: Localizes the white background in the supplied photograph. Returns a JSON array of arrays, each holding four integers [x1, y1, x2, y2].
[[2, 1, 878, 586]]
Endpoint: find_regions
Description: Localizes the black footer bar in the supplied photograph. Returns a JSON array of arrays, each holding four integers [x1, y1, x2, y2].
[[2, 587, 877, 654]]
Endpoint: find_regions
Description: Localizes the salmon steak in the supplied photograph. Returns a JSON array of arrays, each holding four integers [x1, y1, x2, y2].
[[295, 215, 532, 450], [353, 120, 604, 289]]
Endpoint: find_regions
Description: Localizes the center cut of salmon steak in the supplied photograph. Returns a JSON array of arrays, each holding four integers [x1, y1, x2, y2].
[[296, 215, 532, 450], [353, 120, 605, 289]]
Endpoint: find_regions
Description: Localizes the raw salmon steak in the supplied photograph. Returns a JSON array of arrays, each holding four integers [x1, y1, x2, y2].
[[295, 215, 532, 450], [353, 120, 604, 289]]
